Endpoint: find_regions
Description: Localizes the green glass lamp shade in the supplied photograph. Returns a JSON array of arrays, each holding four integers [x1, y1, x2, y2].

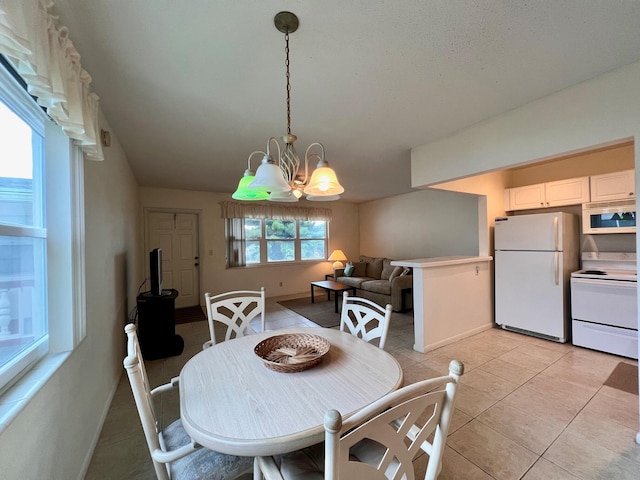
[[232, 174, 270, 200]]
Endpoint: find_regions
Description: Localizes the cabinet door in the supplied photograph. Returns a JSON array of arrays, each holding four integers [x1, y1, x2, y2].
[[508, 183, 545, 210], [590, 169, 635, 202], [546, 177, 590, 207]]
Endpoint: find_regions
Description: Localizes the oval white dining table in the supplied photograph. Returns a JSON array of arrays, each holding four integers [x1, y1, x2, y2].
[[179, 327, 403, 457]]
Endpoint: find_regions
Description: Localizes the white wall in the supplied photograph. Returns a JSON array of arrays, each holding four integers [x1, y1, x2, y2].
[[0, 114, 141, 479], [358, 189, 480, 259], [429, 170, 511, 255], [411, 61, 640, 186], [139, 188, 360, 300]]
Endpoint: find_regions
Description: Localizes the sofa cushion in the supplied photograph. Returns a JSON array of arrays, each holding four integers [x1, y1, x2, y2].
[[360, 256, 383, 279], [381, 258, 396, 280], [344, 263, 354, 276], [337, 276, 368, 288], [360, 279, 391, 296], [352, 261, 367, 277], [388, 266, 403, 282]]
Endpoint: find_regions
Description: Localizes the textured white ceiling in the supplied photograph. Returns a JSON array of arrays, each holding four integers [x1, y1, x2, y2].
[[53, 1, 640, 202]]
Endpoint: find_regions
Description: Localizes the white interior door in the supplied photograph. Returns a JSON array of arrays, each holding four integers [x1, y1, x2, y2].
[[147, 211, 200, 308]]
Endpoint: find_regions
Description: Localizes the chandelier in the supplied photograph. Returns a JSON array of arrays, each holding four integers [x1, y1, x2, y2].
[[232, 11, 344, 202]]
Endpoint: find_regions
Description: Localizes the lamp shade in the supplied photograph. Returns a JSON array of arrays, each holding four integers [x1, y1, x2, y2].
[[328, 249, 348, 269], [249, 155, 292, 192], [232, 172, 270, 200], [306, 194, 341, 202], [268, 190, 299, 202], [302, 161, 344, 196]]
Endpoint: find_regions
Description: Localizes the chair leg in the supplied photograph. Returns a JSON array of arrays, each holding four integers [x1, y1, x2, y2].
[[253, 457, 263, 480]]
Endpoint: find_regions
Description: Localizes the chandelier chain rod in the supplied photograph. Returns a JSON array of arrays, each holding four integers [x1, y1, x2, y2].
[[285, 31, 291, 135]]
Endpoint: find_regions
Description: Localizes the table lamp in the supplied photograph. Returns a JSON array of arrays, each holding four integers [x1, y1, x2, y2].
[[328, 249, 348, 269]]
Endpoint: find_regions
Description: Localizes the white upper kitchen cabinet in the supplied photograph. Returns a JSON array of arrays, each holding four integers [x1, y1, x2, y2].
[[545, 177, 590, 207], [508, 183, 546, 210], [589, 169, 635, 202], [507, 177, 589, 211]]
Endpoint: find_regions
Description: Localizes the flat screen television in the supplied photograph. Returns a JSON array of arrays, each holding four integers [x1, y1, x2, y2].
[[149, 248, 163, 296]]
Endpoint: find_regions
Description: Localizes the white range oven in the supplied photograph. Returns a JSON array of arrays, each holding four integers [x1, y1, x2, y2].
[[570, 252, 637, 359]]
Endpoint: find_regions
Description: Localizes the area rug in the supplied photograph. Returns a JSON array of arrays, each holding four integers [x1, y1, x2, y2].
[[278, 297, 414, 329], [278, 297, 342, 328], [603, 362, 638, 395], [175, 306, 207, 324]]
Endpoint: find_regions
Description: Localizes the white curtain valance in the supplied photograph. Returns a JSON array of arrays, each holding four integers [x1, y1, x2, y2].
[[0, 0, 103, 161], [220, 201, 332, 222]]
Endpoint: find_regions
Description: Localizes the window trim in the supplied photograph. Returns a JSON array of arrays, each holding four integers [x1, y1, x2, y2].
[[45, 122, 86, 352]]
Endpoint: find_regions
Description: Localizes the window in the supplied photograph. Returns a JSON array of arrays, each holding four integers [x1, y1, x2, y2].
[[245, 219, 327, 264], [0, 68, 48, 390], [300, 220, 327, 260], [221, 201, 332, 268], [0, 62, 85, 393]]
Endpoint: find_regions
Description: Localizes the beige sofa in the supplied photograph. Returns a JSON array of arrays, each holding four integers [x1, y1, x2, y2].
[[333, 255, 412, 312]]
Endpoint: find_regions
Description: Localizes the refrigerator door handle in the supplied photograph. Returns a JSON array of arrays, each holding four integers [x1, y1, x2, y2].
[[555, 251, 559, 285], [554, 216, 559, 251]]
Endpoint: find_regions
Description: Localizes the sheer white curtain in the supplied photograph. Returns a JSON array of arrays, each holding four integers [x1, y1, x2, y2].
[[0, 0, 103, 161]]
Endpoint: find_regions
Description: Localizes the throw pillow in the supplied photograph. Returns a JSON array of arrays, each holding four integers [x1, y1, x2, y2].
[[388, 266, 403, 282], [400, 267, 411, 276], [360, 256, 384, 279], [381, 258, 396, 280], [344, 263, 354, 276], [352, 261, 367, 277]]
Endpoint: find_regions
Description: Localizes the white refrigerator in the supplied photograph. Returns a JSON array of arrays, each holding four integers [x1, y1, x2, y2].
[[494, 212, 579, 342]]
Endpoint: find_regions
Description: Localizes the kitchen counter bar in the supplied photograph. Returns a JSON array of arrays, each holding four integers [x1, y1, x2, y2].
[[392, 256, 493, 353]]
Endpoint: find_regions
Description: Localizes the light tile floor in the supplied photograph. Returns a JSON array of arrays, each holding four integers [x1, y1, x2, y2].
[[85, 299, 640, 480]]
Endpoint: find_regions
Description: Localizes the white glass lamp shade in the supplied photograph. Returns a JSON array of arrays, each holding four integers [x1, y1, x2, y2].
[[302, 161, 344, 197], [232, 171, 270, 200], [249, 155, 292, 192], [328, 249, 348, 269], [306, 194, 341, 201], [268, 190, 299, 202]]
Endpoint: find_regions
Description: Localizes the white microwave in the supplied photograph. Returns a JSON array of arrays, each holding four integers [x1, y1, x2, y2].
[[582, 199, 636, 234]]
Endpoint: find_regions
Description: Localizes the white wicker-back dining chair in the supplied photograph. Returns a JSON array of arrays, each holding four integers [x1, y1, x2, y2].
[[123, 323, 252, 480], [255, 360, 464, 480], [203, 287, 266, 349], [340, 292, 392, 349]]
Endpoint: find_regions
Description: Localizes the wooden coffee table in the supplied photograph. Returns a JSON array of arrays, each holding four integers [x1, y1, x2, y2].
[[310, 280, 357, 313]]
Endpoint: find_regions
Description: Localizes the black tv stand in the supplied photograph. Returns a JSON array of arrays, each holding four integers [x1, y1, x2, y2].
[[136, 289, 184, 360]]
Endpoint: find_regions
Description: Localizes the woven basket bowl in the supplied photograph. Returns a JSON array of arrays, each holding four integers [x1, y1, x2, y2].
[[254, 333, 331, 373]]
